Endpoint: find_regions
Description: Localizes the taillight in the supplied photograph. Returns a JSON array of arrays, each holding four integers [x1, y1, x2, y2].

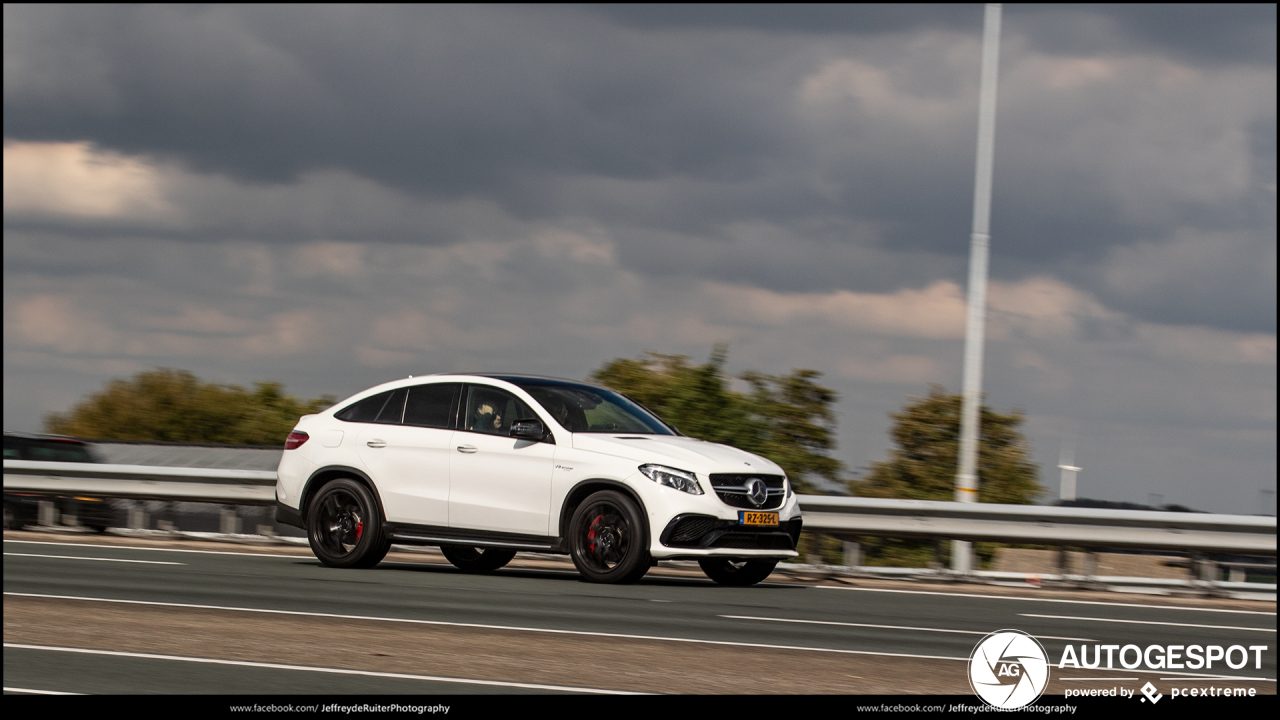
[[285, 430, 309, 450]]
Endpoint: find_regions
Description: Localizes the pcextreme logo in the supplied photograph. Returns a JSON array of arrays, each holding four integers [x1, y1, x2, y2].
[[969, 629, 1050, 709]]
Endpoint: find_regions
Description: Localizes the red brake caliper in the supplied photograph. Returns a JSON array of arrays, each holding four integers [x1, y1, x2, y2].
[[588, 515, 601, 553], [356, 521, 363, 540]]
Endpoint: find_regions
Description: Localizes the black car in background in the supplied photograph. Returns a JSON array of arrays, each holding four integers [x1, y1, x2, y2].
[[3, 432, 115, 532]]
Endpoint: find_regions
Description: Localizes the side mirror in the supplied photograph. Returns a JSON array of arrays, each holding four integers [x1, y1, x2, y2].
[[510, 418, 546, 441]]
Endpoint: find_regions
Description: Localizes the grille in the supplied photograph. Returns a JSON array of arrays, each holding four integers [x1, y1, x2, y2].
[[660, 516, 800, 551], [709, 474, 785, 488], [708, 474, 786, 510], [667, 515, 720, 544]]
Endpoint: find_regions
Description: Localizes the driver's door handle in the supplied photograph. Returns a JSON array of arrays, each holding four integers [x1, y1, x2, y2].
[[366, 439, 387, 448], [456, 444, 478, 453]]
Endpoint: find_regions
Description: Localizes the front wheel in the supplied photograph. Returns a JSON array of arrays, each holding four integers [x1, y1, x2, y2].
[[568, 490, 650, 584], [306, 478, 391, 569], [699, 558, 778, 586], [440, 545, 516, 572]]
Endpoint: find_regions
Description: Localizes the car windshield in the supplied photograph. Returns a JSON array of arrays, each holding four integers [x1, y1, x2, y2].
[[497, 378, 676, 435]]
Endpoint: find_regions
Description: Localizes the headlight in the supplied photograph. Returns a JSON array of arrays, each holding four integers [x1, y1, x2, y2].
[[639, 464, 703, 495]]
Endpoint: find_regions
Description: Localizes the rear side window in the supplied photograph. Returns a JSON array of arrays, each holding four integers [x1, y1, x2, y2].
[[375, 388, 408, 424], [404, 383, 459, 428], [335, 389, 411, 424]]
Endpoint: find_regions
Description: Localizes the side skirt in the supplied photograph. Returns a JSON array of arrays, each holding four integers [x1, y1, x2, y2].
[[386, 522, 563, 553]]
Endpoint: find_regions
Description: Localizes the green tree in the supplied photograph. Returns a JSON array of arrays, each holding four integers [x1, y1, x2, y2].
[[852, 384, 1041, 503], [590, 345, 843, 494], [848, 384, 1042, 567], [43, 368, 335, 446]]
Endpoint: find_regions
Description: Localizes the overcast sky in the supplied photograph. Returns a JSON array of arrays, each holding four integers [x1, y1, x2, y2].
[[4, 5, 1275, 513]]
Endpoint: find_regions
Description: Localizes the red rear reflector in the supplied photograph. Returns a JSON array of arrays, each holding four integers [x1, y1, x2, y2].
[[285, 431, 309, 450]]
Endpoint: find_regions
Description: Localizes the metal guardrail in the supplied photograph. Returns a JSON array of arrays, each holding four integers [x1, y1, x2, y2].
[[5, 460, 1276, 557], [799, 495, 1277, 556], [4, 460, 276, 505]]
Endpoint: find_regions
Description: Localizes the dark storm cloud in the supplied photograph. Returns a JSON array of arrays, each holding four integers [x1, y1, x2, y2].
[[587, 4, 980, 35], [1016, 4, 1277, 67], [593, 4, 1277, 65], [4, 5, 793, 191], [4, 4, 1275, 332]]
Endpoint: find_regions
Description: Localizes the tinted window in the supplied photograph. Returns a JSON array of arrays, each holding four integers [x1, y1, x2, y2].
[[27, 441, 94, 463], [503, 379, 675, 435], [3, 436, 24, 460], [335, 390, 395, 423], [462, 386, 536, 437], [375, 387, 408, 424], [404, 383, 459, 428]]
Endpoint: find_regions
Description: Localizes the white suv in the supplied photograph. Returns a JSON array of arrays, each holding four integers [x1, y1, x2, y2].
[[275, 374, 802, 585]]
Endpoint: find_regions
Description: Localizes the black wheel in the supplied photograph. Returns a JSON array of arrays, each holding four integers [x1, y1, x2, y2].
[[306, 478, 391, 569], [699, 558, 778, 586], [440, 545, 517, 572], [568, 490, 650, 584]]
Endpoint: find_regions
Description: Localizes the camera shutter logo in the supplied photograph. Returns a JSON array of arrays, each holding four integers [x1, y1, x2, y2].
[[969, 630, 1050, 709]]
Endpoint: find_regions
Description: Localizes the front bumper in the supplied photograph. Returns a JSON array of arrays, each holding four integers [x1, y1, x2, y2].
[[656, 514, 802, 557]]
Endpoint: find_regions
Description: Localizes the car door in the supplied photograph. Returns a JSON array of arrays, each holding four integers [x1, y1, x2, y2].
[[448, 383, 555, 536], [354, 383, 459, 527]]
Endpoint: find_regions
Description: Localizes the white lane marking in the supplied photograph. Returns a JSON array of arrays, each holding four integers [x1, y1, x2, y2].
[[1020, 613, 1276, 632], [2, 643, 640, 694], [3, 686, 82, 695], [3, 592, 970, 663], [7, 539, 1273, 618], [720, 615, 1094, 642], [817, 585, 1276, 615], [3, 540, 303, 559], [4, 553, 184, 565]]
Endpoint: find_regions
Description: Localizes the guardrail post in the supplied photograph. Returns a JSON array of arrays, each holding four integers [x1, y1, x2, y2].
[[1081, 550, 1099, 589], [126, 501, 148, 530], [843, 540, 861, 570], [37, 499, 58, 526], [1192, 553, 1223, 596], [220, 506, 242, 535]]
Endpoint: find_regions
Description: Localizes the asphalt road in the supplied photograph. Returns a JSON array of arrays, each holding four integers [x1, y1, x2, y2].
[[4, 534, 1275, 697]]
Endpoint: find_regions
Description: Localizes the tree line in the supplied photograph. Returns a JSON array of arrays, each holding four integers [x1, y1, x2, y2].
[[43, 348, 1043, 564]]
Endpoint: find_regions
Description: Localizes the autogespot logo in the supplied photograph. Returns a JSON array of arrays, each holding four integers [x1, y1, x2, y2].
[[969, 630, 1050, 709]]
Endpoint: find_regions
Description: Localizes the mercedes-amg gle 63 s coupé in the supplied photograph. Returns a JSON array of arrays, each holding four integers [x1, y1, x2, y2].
[[276, 374, 802, 585]]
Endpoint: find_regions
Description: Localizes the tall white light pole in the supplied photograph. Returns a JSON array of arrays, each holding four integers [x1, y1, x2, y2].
[[953, 3, 1001, 573], [1058, 436, 1080, 503]]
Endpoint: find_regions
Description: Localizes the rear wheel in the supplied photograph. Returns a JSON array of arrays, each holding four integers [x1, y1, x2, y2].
[[306, 478, 391, 569], [568, 490, 650, 584], [699, 558, 778, 586], [440, 545, 517, 572]]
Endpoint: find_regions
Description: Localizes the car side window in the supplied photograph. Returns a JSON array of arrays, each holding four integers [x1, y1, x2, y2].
[[28, 441, 94, 462], [463, 386, 536, 437], [404, 383, 459, 428], [335, 388, 407, 424]]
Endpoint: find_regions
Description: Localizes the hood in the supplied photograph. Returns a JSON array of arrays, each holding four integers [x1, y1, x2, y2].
[[571, 434, 783, 476]]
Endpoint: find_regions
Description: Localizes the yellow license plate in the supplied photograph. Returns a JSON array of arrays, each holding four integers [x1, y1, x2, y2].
[[739, 511, 779, 526]]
